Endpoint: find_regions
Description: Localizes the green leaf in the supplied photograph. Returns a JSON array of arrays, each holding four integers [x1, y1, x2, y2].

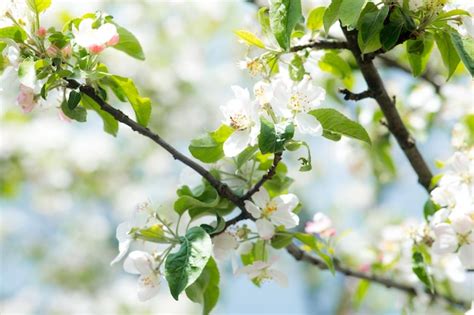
[[269, 0, 302, 50], [407, 37, 434, 77], [0, 26, 27, 43], [435, 32, 460, 80], [134, 224, 169, 243], [318, 52, 352, 86], [380, 7, 415, 51], [271, 231, 294, 249], [26, 0, 51, 13], [307, 7, 326, 31], [435, 9, 471, 21], [412, 251, 433, 292], [449, 30, 474, 76], [185, 257, 220, 315], [234, 30, 266, 48], [18, 58, 36, 88], [112, 23, 145, 60], [189, 125, 233, 164], [359, 4, 389, 45], [60, 100, 87, 122], [289, 54, 305, 81], [81, 94, 119, 136], [309, 108, 371, 144], [67, 90, 81, 110], [294, 233, 334, 273], [258, 118, 294, 154], [174, 185, 219, 216], [103, 75, 151, 127], [339, 0, 366, 27], [257, 7, 271, 36], [165, 227, 212, 300], [353, 280, 370, 309], [423, 199, 440, 221], [323, 0, 342, 33]]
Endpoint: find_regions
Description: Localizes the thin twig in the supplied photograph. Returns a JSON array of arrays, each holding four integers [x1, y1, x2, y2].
[[290, 40, 349, 52], [241, 152, 282, 200], [339, 88, 374, 101]]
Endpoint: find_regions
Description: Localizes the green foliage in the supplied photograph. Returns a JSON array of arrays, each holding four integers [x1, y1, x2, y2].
[[102, 75, 151, 127], [26, 0, 51, 14], [353, 279, 370, 309], [357, 3, 389, 53], [380, 6, 415, 51], [423, 199, 440, 221], [0, 26, 28, 43], [112, 23, 146, 60], [60, 100, 87, 122], [185, 257, 220, 315], [294, 232, 334, 273], [271, 231, 294, 249], [189, 125, 233, 163], [339, 0, 366, 27], [434, 32, 460, 79], [81, 94, 119, 136], [234, 30, 266, 48], [323, 0, 342, 33], [412, 249, 434, 292], [269, 0, 302, 50], [407, 36, 434, 77], [309, 108, 371, 144], [134, 224, 169, 243], [258, 118, 294, 154], [449, 30, 474, 76], [289, 54, 305, 81], [318, 52, 352, 87], [67, 90, 81, 110], [165, 227, 212, 300], [306, 7, 326, 31]]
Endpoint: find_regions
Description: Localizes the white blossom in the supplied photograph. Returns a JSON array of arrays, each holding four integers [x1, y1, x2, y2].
[[235, 260, 288, 287], [305, 212, 335, 237], [123, 251, 160, 301], [73, 18, 120, 54], [212, 232, 239, 261]]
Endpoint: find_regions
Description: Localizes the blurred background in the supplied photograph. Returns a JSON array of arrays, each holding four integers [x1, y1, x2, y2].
[[0, 0, 473, 314]]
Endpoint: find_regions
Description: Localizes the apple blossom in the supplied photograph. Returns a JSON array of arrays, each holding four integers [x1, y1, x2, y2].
[[305, 212, 335, 237], [212, 232, 239, 261], [123, 251, 161, 301], [244, 188, 299, 240], [235, 260, 288, 287], [73, 18, 120, 54], [271, 75, 325, 136], [220, 85, 260, 157], [17, 84, 36, 113]]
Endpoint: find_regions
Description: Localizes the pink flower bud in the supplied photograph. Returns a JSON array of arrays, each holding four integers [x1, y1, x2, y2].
[[359, 263, 371, 273], [17, 84, 36, 113], [37, 27, 47, 38], [62, 44, 72, 59], [88, 44, 106, 54], [46, 45, 60, 58], [106, 34, 120, 46]]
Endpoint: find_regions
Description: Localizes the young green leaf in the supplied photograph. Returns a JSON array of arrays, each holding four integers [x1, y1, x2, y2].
[[323, 0, 342, 33], [449, 30, 474, 76], [359, 4, 389, 45], [67, 90, 81, 110], [188, 125, 233, 163], [60, 101, 87, 122], [289, 54, 305, 81], [258, 118, 294, 154], [185, 257, 220, 315], [271, 231, 294, 249], [234, 30, 266, 48], [294, 232, 334, 274], [165, 227, 212, 300], [407, 37, 434, 77], [412, 251, 433, 292], [309, 108, 371, 144], [306, 7, 326, 31], [81, 93, 119, 136], [0, 26, 28, 43], [318, 52, 353, 86], [112, 23, 145, 60], [339, 0, 366, 27], [26, 0, 51, 14], [435, 32, 460, 80], [269, 0, 302, 50], [103, 75, 151, 127]]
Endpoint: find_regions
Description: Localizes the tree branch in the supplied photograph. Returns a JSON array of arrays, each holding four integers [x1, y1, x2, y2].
[[377, 55, 442, 93], [290, 40, 349, 52], [341, 27, 434, 192], [286, 244, 469, 309], [241, 152, 282, 200], [339, 88, 374, 101]]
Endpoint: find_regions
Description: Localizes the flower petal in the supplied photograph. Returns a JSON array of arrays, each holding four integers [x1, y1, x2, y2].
[[273, 193, 299, 212], [137, 273, 160, 301], [270, 208, 299, 229], [295, 112, 322, 136], [223, 130, 251, 157], [256, 218, 275, 240], [110, 238, 131, 265], [458, 243, 474, 269], [123, 251, 154, 276], [252, 188, 270, 209], [268, 269, 288, 287], [244, 200, 262, 219]]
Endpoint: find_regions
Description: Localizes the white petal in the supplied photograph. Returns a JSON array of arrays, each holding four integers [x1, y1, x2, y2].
[[137, 274, 160, 301], [273, 194, 299, 212], [295, 112, 322, 136], [270, 208, 299, 229], [268, 269, 288, 287], [432, 224, 458, 254], [458, 244, 474, 269], [98, 23, 117, 43], [252, 188, 270, 209], [123, 251, 154, 276], [256, 218, 275, 240], [223, 130, 251, 157], [244, 200, 262, 219], [212, 232, 239, 260], [231, 85, 250, 101], [110, 239, 131, 265], [305, 212, 332, 234], [116, 221, 132, 242]]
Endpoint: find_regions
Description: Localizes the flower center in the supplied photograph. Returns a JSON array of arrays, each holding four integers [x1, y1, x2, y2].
[[246, 59, 264, 76], [288, 92, 310, 113], [140, 274, 158, 288], [263, 201, 277, 217], [229, 113, 251, 131]]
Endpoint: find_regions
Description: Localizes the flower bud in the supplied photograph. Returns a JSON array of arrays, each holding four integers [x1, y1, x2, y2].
[[37, 27, 47, 38], [17, 84, 36, 113], [46, 44, 60, 58], [88, 44, 106, 55], [61, 44, 72, 59], [106, 34, 120, 46]]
